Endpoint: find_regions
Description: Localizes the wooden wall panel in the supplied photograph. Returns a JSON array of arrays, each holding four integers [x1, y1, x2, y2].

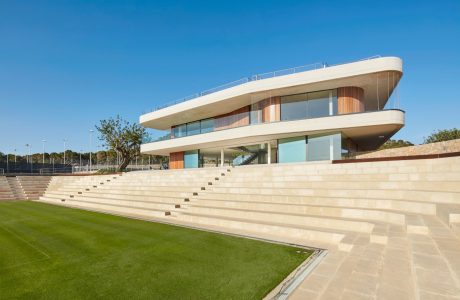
[[215, 106, 250, 131], [169, 151, 184, 169], [259, 96, 281, 123], [338, 87, 365, 114]]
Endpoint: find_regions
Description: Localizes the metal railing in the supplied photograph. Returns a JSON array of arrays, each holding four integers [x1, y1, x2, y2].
[[146, 55, 381, 113]]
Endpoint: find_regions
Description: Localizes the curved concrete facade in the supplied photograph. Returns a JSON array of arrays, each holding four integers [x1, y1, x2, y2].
[[141, 57, 403, 130], [140, 56, 405, 163], [141, 110, 404, 156]]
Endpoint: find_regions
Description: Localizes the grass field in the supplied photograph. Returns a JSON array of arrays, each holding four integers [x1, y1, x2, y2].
[[0, 201, 311, 299]]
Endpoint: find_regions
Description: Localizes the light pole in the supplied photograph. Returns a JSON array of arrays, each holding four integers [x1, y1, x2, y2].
[[63, 139, 67, 165], [89, 130, 94, 172], [25, 144, 30, 163], [42, 139, 46, 164], [79, 149, 82, 171], [14, 148, 17, 163]]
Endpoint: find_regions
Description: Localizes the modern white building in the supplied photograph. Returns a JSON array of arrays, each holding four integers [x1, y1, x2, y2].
[[140, 56, 404, 169]]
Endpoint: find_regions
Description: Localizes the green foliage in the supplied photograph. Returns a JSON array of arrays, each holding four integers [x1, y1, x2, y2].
[[0, 201, 311, 299], [96, 115, 147, 171], [424, 128, 460, 144], [95, 168, 119, 175], [379, 139, 414, 150]]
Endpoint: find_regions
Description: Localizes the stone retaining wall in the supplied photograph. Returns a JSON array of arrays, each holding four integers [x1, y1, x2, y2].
[[356, 139, 460, 159]]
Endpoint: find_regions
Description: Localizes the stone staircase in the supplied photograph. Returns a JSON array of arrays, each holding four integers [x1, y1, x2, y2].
[[37, 156, 460, 299], [6, 177, 26, 200], [0, 176, 52, 200], [0, 176, 15, 200]]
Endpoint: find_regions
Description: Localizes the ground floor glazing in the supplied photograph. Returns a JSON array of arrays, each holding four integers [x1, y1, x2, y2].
[[172, 132, 356, 169]]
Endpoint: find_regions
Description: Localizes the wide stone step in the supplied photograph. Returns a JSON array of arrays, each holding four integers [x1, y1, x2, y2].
[[38, 197, 172, 218], [214, 180, 460, 192], [191, 199, 406, 225], [68, 195, 182, 211], [202, 188, 460, 204], [204, 172, 460, 182], [185, 205, 374, 233], [196, 192, 437, 214], [177, 212, 347, 249]]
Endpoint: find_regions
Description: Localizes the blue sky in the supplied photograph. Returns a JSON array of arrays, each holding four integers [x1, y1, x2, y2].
[[0, 0, 459, 154]]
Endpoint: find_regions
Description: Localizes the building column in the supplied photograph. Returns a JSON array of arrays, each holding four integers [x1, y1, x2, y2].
[[220, 149, 224, 167], [267, 142, 271, 164]]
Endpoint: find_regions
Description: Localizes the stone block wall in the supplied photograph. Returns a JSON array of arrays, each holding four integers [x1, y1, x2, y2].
[[356, 139, 460, 159]]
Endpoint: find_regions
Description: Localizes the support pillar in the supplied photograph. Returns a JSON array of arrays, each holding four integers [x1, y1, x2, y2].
[[220, 149, 224, 167], [267, 142, 271, 164]]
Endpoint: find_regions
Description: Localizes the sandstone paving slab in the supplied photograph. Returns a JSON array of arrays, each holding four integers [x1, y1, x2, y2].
[[415, 267, 460, 297], [411, 241, 440, 255], [340, 290, 375, 300], [344, 272, 379, 296], [376, 283, 414, 300]]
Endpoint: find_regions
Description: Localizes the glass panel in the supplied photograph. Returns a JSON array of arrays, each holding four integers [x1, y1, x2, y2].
[[184, 150, 199, 168], [186, 121, 200, 136], [200, 119, 214, 134], [307, 90, 330, 118], [331, 133, 341, 160], [278, 136, 306, 163], [227, 143, 268, 166], [280, 94, 308, 121], [307, 133, 342, 161], [173, 124, 186, 138], [331, 89, 338, 115], [250, 103, 262, 124]]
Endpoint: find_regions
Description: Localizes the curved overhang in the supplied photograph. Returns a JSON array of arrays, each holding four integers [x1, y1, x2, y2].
[[141, 110, 405, 156], [141, 56, 403, 130]]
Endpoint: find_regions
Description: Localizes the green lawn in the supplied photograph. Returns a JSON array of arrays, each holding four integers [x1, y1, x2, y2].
[[0, 201, 311, 300]]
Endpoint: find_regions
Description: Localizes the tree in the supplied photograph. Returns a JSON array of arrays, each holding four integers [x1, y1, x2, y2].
[[96, 115, 147, 171], [379, 139, 414, 150], [424, 128, 460, 144]]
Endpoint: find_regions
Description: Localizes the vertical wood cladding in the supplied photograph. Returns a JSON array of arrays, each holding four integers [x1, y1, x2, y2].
[[338, 87, 364, 114], [214, 106, 250, 131], [168, 96, 281, 135], [252, 96, 281, 123], [261, 97, 281, 122], [169, 151, 184, 169]]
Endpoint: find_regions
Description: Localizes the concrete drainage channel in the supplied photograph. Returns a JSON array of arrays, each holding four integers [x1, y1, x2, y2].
[[265, 248, 327, 300]]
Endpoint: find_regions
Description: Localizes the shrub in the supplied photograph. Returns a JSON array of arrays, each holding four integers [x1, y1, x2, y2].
[[424, 128, 460, 144], [379, 139, 414, 150]]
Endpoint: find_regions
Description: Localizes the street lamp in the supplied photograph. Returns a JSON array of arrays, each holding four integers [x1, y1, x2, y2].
[[89, 130, 94, 172], [79, 149, 82, 171], [25, 144, 30, 163], [14, 148, 17, 163], [42, 139, 46, 164], [63, 139, 67, 165]]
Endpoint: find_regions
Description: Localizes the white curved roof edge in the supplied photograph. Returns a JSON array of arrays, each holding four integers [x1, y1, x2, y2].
[[140, 56, 403, 129], [141, 110, 405, 156]]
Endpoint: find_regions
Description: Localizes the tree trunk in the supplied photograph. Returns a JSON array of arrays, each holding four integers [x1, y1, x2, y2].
[[118, 155, 131, 171]]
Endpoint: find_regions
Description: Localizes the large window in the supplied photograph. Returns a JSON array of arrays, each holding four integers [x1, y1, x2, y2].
[[200, 119, 214, 133], [307, 133, 341, 161], [184, 150, 199, 168], [278, 136, 307, 163], [186, 121, 201, 136], [281, 89, 337, 121], [280, 94, 308, 121], [173, 124, 186, 138]]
